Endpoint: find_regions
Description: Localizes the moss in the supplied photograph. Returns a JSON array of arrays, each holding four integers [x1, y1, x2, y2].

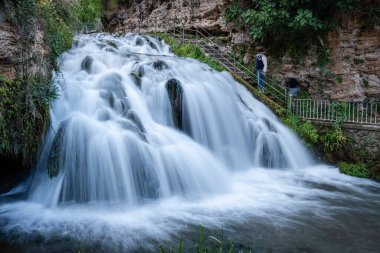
[[338, 162, 369, 178], [154, 33, 225, 72], [0, 75, 57, 166]]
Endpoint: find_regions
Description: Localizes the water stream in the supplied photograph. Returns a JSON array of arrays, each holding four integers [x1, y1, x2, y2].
[[0, 34, 379, 253]]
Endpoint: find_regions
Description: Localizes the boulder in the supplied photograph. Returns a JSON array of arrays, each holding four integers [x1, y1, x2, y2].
[[81, 55, 93, 73], [166, 78, 183, 129], [152, 60, 168, 70]]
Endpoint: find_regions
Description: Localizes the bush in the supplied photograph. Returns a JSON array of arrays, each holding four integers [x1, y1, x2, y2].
[[225, 0, 358, 55], [0, 75, 58, 164], [322, 126, 347, 157], [338, 162, 369, 178], [39, 1, 74, 67], [283, 116, 319, 145]]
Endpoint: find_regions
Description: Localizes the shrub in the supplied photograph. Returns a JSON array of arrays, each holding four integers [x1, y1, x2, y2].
[[338, 162, 369, 178], [322, 126, 347, 156], [225, 0, 358, 55]]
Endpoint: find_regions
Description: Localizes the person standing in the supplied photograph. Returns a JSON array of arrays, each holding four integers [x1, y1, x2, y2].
[[256, 52, 267, 92]]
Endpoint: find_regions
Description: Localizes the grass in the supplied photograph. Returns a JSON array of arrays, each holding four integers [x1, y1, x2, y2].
[[159, 226, 256, 253], [153, 33, 225, 72]]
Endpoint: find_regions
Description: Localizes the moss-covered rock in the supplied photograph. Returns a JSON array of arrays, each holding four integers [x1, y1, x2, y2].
[[166, 78, 184, 130], [130, 72, 142, 88], [47, 121, 67, 178], [107, 41, 118, 49]]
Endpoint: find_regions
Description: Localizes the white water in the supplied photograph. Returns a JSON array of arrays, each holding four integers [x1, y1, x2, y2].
[[1, 34, 379, 253]]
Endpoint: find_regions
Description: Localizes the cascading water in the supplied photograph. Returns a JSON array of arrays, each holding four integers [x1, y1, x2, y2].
[[0, 34, 379, 253]]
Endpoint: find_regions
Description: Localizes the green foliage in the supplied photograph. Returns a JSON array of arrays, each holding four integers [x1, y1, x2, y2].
[[224, 3, 242, 23], [330, 102, 348, 127], [363, 78, 369, 88], [322, 126, 347, 157], [78, 0, 103, 23], [157, 34, 225, 72], [0, 75, 58, 164], [335, 75, 343, 84], [159, 225, 254, 253], [338, 162, 369, 178], [39, 1, 73, 67], [316, 46, 330, 68], [225, 0, 358, 55], [283, 116, 319, 145]]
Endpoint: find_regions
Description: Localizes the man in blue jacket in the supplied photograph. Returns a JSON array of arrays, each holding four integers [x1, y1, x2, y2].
[[256, 52, 267, 92]]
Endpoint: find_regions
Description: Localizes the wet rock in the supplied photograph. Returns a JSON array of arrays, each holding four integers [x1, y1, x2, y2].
[[97, 108, 111, 121], [126, 110, 146, 133], [130, 65, 144, 88], [96, 42, 107, 49], [130, 72, 142, 88], [100, 90, 115, 108], [81, 56, 93, 73], [47, 121, 68, 178], [262, 118, 277, 133], [105, 47, 116, 53], [107, 41, 118, 49], [119, 119, 147, 141], [135, 37, 143, 46], [148, 41, 158, 50], [97, 73, 126, 98], [258, 136, 287, 169], [128, 145, 159, 199], [166, 78, 183, 129], [152, 60, 168, 70]]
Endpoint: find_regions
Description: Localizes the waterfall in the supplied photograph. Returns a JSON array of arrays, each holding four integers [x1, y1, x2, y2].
[[1, 33, 379, 253], [25, 33, 312, 206]]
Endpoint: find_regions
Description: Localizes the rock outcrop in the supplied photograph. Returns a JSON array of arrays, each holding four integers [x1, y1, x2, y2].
[[0, 11, 49, 80], [106, 0, 230, 34], [0, 20, 18, 79], [278, 12, 380, 101]]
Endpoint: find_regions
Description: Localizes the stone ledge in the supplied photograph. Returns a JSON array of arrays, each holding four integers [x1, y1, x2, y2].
[[313, 120, 380, 132]]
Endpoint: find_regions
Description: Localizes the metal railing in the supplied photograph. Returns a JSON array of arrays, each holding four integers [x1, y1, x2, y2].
[[290, 99, 380, 125]]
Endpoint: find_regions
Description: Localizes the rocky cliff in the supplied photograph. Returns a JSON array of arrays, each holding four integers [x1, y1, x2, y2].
[[106, 0, 380, 102], [106, 0, 230, 34], [280, 11, 380, 101], [0, 8, 49, 81]]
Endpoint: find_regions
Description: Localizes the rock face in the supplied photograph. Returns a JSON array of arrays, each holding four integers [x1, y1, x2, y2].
[[327, 13, 380, 101], [106, 0, 230, 34], [0, 20, 18, 79], [0, 12, 49, 80], [278, 12, 380, 102]]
